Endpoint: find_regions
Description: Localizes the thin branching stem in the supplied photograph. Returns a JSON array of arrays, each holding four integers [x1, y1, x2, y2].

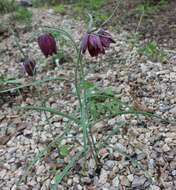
[[100, 0, 120, 28]]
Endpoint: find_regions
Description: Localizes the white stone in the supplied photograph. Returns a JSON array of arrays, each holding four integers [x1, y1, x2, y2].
[[162, 144, 170, 152], [73, 176, 79, 183], [112, 176, 120, 187], [150, 185, 161, 190], [67, 179, 72, 186], [77, 184, 82, 190], [127, 174, 134, 182], [99, 169, 108, 185], [36, 165, 45, 175], [172, 170, 176, 176], [115, 143, 126, 152], [11, 184, 17, 190]]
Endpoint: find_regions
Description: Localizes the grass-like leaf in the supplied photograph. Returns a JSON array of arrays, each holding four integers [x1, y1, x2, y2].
[[0, 77, 70, 94], [16, 105, 79, 124], [51, 149, 84, 190]]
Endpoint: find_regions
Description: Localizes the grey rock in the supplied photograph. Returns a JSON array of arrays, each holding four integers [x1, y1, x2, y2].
[[150, 185, 161, 190], [159, 104, 171, 112], [148, 159, 156, 169], [7, 147, 17, 155], [162, 144, 170, 152], [170, 106, 176, 114], [104, 160, 116, 170], [115, 143, 126, 152], [137, 153, 146, 160], [132, 176, 147, 188]]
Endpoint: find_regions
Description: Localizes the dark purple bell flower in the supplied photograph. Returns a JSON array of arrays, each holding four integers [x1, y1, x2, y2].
[[81, 33, 104, 57], [22, 59, 36, 76], [38, 33, 57, 57], [81, 29, 115, 57], [97, 29, 116, 48]]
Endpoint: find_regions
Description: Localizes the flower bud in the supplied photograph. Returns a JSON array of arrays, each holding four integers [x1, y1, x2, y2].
[[22, 59, 36, 76], [38, 33, 57, 57]]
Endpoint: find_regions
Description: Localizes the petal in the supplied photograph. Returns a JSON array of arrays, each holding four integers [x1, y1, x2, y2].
[[89, 35, 98, 48], [97, 29, 115, 47], [38, 35, 49, 57], [81, 33, 89, 54], [23, 59, 36, 76], [88, 42, 96, 57], [101, 37, 111, 48], [95, 35, 104, 52]]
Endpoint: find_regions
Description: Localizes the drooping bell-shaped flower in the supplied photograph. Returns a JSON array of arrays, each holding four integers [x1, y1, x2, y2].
[[37, 33, 57, 57], [81, 33, 104, 57], [97, 29, 116, 48], [81, 29, 115, 57], [22, 59, 36, 76]]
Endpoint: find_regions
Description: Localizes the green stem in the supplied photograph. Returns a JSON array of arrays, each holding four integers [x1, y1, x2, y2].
[[78, 52, 88, 151], [89, 127, 100, 165], [87, 13, 93, 33], [43, 26, 91, 155], [100, 0, 120, 28]]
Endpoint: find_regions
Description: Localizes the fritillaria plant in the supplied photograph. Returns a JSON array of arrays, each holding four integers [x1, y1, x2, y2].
[[17, 13, 115, 188], [36, 18, 115, 186]]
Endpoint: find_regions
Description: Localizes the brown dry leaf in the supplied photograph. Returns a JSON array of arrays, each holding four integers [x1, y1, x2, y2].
[[48, 162, 64, 170], [0, 125, 26, 145], [133, 99, 154, 113], [0, 115, 5, 122], [15, 125, 26, 136], [0, 135, 10, 145]]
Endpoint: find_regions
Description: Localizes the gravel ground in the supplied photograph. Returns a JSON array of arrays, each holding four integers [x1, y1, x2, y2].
[[0, 8, 176, 190]]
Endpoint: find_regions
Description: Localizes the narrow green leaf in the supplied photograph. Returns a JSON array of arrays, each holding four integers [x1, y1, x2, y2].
[[51, 150, 84, 190], [0, 77, 71, 93], [16, 105, 79, 124]]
